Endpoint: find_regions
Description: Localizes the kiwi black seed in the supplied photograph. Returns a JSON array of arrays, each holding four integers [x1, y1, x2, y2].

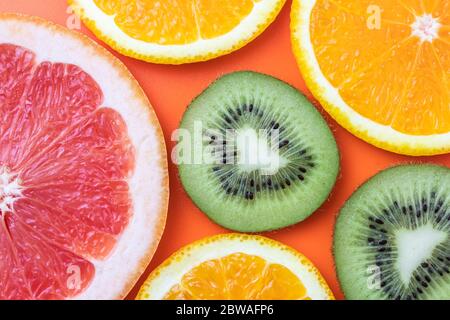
[[334, 164, 450, 300], [177, 71, 339, 232]]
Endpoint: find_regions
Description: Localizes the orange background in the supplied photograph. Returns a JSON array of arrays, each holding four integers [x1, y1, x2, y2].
[[1, 0, 449, 300]]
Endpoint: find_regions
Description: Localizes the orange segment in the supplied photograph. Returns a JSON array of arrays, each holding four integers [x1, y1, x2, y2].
[[310, 0, 413, 87], [423, 0, 442, 13], [163, 253, 310, 300], [93, 0, 198, 44], [398, 42, 449, 134], [91, 0, 118, 14], [256, 264, 309, 300], [338, 38, 421, 133], [180, 258, 227, 299], [435, 1, 450, 24], [221, 252, 267, 299], [309, 0, 450, 136], [196, 0, 256, 39], [440, 25, 450, 42], [399, 0, 426, 14]]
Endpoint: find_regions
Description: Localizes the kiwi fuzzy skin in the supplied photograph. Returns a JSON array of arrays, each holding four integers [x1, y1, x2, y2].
[[334, 164, 450, 300], [177, 71, 340, 232]]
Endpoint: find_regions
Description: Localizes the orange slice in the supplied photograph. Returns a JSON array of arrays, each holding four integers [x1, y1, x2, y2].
[[0, 14, 168, 299], [69, 0, 286, 64], [291, 0, 450, 155], [137, 234, 334, 300]]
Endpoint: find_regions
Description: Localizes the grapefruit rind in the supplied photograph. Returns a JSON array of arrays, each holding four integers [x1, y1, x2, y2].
[[137, 233, 334, 300], [68, 0, 286, 64], [290, 0, 450, 156], [0, 13, 169, 299]]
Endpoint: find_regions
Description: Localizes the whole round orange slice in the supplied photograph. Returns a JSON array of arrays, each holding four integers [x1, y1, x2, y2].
[[0, 14, 168, 299], [68, 0, 286, 64], [137, 234, 334, 300], [291, 0, 450, 155]]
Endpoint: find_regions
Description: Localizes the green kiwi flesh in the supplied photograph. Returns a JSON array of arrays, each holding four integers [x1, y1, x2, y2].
[[334, 164, 450, 300], [177, 71, 339, 232]]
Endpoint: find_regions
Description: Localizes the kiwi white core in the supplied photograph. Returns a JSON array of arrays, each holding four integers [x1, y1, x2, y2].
[[395, 224, 447, 285], [0, 166, 23, 214], [236, 128, 286, 175], [411, 14, 441, 43]]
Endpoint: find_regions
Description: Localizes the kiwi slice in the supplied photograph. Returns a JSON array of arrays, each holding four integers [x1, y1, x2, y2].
[[177, 71, 339, 232], [334, 164, 450, 300]]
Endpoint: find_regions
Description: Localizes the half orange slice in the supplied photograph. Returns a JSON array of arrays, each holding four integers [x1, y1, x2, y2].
[[137, 234, 334, 300], [69, 0, 286, 64]]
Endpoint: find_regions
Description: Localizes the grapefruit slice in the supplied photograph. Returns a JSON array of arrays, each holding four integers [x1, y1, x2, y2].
[[137, 234, 334, 300], [0, 13, 168, 300]]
